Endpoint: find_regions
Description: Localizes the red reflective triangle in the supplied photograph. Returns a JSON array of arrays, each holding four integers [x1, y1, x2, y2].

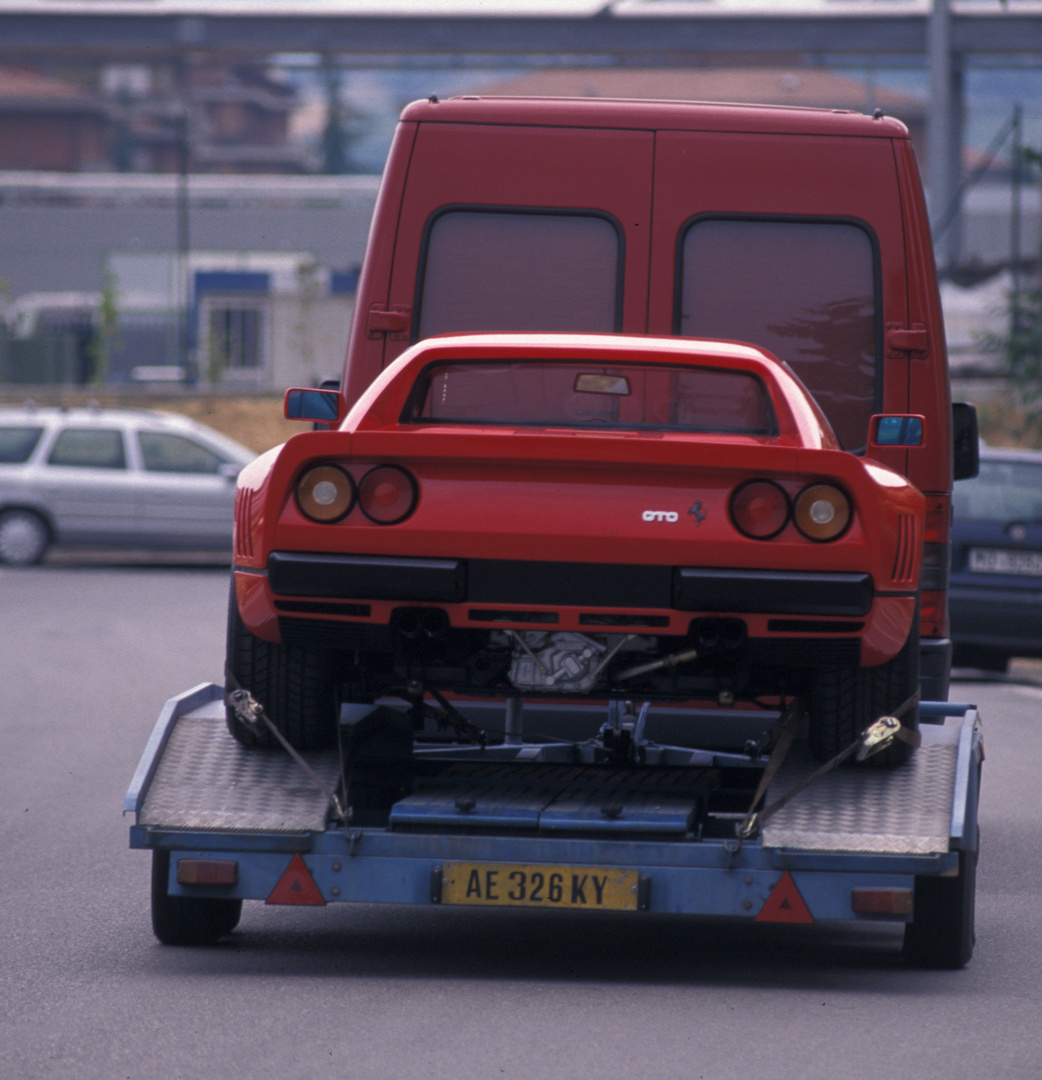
[[756, 871, 814, 924], [266, 854, 326, 906]]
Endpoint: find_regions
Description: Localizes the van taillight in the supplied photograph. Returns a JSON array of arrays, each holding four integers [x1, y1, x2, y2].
[[920, 496, 951, 638]]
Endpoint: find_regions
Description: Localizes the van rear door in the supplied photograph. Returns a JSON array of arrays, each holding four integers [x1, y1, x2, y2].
[[648, 130, 910, 460], [381, 121, 655, 367]]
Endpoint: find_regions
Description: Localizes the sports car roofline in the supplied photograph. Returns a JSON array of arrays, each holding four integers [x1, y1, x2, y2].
[[344, 333, 838, 450]]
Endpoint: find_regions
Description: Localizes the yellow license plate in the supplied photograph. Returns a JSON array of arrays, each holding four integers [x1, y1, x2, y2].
[[440, 862, 639, 911]]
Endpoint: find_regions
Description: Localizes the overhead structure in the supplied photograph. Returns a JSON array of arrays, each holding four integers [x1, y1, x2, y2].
[[1, 1, 1041, 60], [3, 0, 1040, 266]]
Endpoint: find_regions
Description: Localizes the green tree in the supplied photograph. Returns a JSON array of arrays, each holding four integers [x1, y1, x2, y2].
[[88, 270, 121, 386]]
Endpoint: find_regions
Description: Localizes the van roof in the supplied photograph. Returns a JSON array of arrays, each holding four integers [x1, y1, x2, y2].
[[400, 95, 909, 139]]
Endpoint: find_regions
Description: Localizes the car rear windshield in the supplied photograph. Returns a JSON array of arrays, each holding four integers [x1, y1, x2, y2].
[[677, 217, 878, 451], [416, 210, 622, 339], [0, 425, 44, 464], [405, 360, 776, 434], [954, 460, 1042, 522]]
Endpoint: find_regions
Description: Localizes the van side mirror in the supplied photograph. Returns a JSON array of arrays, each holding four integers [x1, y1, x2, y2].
[[952, 402, 980, 480], [284, 387, 344, 425], [869, 414, 925, 449]]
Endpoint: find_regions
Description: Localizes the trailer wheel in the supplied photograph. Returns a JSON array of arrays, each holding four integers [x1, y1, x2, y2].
[[150, 850, 242, 946], [808, 615, 920, 767], [225, 582, 340, 751], [903, 840, 978, 969]]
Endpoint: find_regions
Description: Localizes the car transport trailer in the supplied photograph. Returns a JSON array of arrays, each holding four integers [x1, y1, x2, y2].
[[126, 683, 983, 968]]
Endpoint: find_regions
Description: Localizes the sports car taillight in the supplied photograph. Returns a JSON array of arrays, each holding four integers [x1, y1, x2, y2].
[[793, 484, 851, 542], [358, 465, 418, 524], [296, 465, 356, 522], [730, 480, 790, 539]]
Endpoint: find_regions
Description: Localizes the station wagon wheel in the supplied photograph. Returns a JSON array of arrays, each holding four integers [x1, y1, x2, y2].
[[224, 581, 341, 752], [150, 850, 242, 946], [0, 509, 50, 566], [808, 611, 920, 768]]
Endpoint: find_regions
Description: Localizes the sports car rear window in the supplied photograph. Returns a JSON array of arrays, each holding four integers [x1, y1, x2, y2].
[[406, 360, 775, 434], [416, 210, 622, 339], [677, 217, 878, 451], [0, 425, 44, 464]]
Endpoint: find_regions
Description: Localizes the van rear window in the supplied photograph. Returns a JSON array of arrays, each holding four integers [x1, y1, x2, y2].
[[417, 210, 621, 339], [677, 218, 877, 451], [406, 359, 775, 434]]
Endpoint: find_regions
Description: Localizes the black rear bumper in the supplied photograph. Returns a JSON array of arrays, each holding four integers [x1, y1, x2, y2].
[[267, 552, 874, 618]]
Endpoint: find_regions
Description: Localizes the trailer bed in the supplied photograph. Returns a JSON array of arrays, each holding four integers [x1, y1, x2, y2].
[[127, 684, 982, 967]]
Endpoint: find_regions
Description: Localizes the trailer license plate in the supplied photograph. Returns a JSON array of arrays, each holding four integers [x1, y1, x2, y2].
[[440, 862, 639, 911]]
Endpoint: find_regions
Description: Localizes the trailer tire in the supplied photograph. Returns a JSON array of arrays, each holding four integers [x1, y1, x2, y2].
[[150, 850, 242, 946], [903, 837, 978, 969], [808, 614, 920, 768], [225, 582, 340, 752]]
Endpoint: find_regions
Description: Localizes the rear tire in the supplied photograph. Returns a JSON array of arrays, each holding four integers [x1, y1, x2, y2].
[[151, 850, 242, 946], [0, 508, 50, 566], [225, 581, 340, 751], [808, 613, 920, 768]]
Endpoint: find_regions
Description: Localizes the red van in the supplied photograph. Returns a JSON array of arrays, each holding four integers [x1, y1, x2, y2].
[[341, 97, 974, 695], [230, 96, 977, 751]]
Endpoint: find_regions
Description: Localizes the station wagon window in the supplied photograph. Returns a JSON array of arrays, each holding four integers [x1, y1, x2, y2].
[[677, 217, 878, 451], [0, 425, 44, 464], [47, 428, 126, 469], [416, 210, 622, 339], [138, 431, 227, 474], [406, 359, 775, 435]]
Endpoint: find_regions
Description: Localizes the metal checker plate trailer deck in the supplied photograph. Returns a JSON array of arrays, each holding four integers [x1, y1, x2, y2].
[[126, 684, 983, 967]]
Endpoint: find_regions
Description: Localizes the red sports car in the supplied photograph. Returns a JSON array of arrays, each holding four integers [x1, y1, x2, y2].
[[228, 333, 924, 763]]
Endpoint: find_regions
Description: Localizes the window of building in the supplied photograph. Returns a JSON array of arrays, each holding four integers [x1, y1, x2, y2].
[[207, 304, 263, 373]]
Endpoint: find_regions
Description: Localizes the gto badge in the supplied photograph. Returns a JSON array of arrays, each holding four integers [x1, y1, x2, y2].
[[643, 510, 679, 522]]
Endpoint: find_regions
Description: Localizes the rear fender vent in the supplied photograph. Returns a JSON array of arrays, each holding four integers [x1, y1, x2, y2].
[[234, 489, 254, 560], [892, 512, 918, 585]]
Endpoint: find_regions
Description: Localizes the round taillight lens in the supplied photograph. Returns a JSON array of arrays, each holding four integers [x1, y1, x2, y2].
[[793, 484, 851, 541], [730, 480, 790, 539], [358, 465, 418, 525], [296, 465, 355, 523]]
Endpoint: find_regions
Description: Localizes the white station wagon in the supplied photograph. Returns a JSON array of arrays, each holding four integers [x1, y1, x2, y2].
[[0, 405, 256, 565]]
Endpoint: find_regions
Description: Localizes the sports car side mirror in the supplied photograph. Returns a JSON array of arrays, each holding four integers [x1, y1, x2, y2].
[[868, 414, 925, 449], [284, 387, 344, 425]]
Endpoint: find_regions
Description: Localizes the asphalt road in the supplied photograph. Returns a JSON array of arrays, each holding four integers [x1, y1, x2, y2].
[[3, 564, 1042, 1080]]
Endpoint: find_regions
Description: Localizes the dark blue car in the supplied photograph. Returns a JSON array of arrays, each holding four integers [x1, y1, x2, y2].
[[950, 446, 1042, 671]]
